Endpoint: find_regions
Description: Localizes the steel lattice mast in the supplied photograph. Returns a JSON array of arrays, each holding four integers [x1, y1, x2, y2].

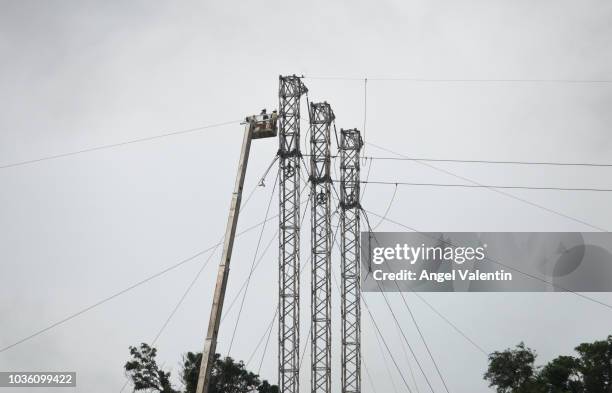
[[308, 102, 334, 393], [278, 75, 308, 393], [340, 128, 362, 393]]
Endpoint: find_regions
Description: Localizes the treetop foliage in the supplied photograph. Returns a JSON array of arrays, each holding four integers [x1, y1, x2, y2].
[[484, 335, 612, 393], [125, 343, 278, 393]]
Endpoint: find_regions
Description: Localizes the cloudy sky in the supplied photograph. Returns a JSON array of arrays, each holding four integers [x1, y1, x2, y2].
[[1, 1, 612, 392]]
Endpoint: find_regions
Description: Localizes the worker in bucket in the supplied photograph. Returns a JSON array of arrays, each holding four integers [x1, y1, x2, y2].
[[260, 109, 269, 129]]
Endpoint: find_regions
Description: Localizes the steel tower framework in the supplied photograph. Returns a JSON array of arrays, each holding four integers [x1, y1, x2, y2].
[[278, 75, 307, 393], [308, 102, 334, 393], [340, 128, 362, 393]]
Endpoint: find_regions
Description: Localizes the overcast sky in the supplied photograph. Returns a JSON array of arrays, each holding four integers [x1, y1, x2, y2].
[[1, 1, 612, 392]]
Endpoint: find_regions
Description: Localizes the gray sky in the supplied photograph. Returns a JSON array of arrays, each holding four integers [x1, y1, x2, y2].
[[1, 1, 612, 392]]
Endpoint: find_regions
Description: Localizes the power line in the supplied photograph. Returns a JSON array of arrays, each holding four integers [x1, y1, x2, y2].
[[220, 164, 300, 326], [394, 318, 422, 393], [220, 184, 312, 325], [0, 119, 241, 171], [362, 295, 416, 393], [368, 310, 401, 393], [304, 75, 612, 83], [119, 242, 223, 393], [227, 171, 278, 354], [335, 191, 434, 392], [362, 357, 380, 393], [361, 211, 449, 393], [373, 183, 398, 230], [258, 307, 278, 375], [306, 154, 612, 168], [245, 306, 278, 367], [360, 157, 374, 202], [1, 247, 215, 355], [219, 232, 277, 324], [299, 326, 312, 373], [222, 181, 310, 374], [366, 141, 607, 231], [245, 178, 312, 376], [329, 229, 404, 393], [334, 187, 440, 393], [120, 160, 277, 392], [364, 206, 489, 357], [151, 244, 221, 345], [0, 213, 278, 355], [411, 292, 488, 356], [328, 197, 420, 393], [252, 189, 312, 375], [357, 155, 612, 168], [394, 288, 451, 393], [355, 180, 612, 193]]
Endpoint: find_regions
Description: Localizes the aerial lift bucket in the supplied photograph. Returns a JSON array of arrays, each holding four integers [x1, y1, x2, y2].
[[248, 113, 278, 139]]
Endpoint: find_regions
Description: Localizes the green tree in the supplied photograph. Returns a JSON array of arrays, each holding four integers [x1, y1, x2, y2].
[[125, 343, 278, 393], [538, 355, 583, 393], [180, 352, 278, 393], [484, 335, 612, 393], [574, 335, 612, 393], [125, 343, 175, 393], [484, 342, 541, 393]]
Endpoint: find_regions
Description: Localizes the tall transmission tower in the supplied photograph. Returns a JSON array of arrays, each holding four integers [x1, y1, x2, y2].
[[340, 128, 362, 393], [308, 102, 334, 393], [278, 75, 308, 393]]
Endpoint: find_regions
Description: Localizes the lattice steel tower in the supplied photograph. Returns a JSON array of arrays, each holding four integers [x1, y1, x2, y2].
[[308, 102, 334, 393], [278, 75, 307, 393], [340, 128, 362, 393]]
